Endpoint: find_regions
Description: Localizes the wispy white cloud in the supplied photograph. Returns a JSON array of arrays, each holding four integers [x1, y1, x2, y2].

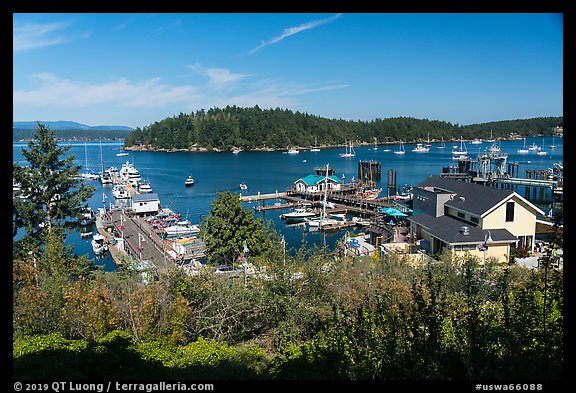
[[14, 69, 348, 125], [188, 63, 252, 86], [248, 13, 343, 55], [13, 21, 90, 52], [13, 73, 200, 108], [150, 19, 182, 35]]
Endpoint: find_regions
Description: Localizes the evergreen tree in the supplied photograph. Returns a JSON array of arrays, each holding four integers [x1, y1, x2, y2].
[[13, 123, 95, 254], [200, 191, 272, 266]]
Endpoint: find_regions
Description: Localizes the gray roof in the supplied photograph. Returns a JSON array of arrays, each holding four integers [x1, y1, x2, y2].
[[417, 176, 516, 216], [410, 213, 518, 245], [132, 193, 159, 202]]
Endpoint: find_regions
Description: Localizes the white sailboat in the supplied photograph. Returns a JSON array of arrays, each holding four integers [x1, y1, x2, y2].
[[306, 163, 339, 229], [517, 138, 529, 154], [310, 137, 321, 152], [550, 135, 556, 150], [425, 133, 431, 148], [486, 130, 496, 143], [451, 136, 467, 157], [116, 139, 129, 156], [79, 141, 100, 180], [394, 141, 405, 155], [372, 137, 378, 151], [437, 137, 446, 149], [536, 139, 547, 156], [340, 141, 356, 157]]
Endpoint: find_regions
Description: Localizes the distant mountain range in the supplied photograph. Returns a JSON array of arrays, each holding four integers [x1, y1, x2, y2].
[[13, 121, 133, 131]]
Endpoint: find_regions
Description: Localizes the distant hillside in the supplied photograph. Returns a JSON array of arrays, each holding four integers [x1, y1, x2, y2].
[[13, 121, 133, 131], [13, 121, 134, 141]]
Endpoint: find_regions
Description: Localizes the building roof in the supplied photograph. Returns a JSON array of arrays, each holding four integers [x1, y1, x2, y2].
[[410, 213, 518, 245], [295, 174, 342, 186], [132, 193, 160, 202], [417, 176, 544, 216]]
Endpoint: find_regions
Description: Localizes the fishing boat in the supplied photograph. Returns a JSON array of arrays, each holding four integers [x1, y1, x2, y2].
[[394, 141, 405, 155], [412, 143, 429, 153], [185, 175, 195, 187]]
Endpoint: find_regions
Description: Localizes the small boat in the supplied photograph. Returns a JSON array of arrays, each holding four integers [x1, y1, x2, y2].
[[471, 138, 483, 144], [138, 179, 153, 193], [239, 182, 248, 190], [451, 136, 467, 157], [281, 206, 316, 222], [112, 184, 130, 199], [164, 223, 201, 237], [437, 137, 446, 149], [78, 207, 95, 226], [550, 135, 556, 150], [91, 234, 108, 255], [394, 141, 405, 155], [185, 175, 195, 187], [287, 148, 300, 154], [232, 147, 241, 154], [536, 140, 547, 156], [528, 141, 539, 151], [517, 138, 529, 154], [339, 141, 356, 157], [116, 151, 129, 157], [310, 137, 321, 152], [411, 143, 429, 153]]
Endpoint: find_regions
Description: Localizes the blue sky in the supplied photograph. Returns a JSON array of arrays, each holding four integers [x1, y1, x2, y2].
[[13, 13, 563, 129]]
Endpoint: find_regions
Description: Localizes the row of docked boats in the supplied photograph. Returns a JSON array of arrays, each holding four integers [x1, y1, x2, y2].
[[145, 209, 201, 238]]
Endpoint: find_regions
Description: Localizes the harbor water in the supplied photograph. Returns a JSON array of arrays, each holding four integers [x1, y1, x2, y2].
[[13, 136, 563, 270]]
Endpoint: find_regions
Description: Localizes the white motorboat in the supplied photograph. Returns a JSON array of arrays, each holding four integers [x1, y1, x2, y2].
[[185, 175, 195, 186], [138, 180, 153, 193], [287, 148, 300, 154], [280, 206, 316, 222], [91, 234, 108, 255], [239, 182, 248, 190], [112, 184, 130, 199], [411, 143, 429, 153], [164, 223, 201, 237]]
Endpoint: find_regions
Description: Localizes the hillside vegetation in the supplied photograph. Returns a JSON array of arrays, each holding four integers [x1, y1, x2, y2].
[[123, 106, 562, 151]]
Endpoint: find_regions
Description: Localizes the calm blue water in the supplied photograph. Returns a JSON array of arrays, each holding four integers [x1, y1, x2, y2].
[[13, 136, 563, 269]]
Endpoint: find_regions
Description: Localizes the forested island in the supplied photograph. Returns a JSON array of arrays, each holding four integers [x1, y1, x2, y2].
[[123, 106, 562, 152]]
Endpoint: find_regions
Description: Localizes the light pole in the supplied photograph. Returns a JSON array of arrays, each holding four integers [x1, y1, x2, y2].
[[483, 231, 493, 267]]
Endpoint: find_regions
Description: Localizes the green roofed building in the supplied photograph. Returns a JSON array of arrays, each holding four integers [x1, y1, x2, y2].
[[294, 174, 343, 194]]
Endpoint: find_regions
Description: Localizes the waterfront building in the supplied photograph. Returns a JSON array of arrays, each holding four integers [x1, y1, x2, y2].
[[408, 176, 545, 263]]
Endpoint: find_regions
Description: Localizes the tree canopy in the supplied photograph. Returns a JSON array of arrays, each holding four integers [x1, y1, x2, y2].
[[124, 106, 562, 151]]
